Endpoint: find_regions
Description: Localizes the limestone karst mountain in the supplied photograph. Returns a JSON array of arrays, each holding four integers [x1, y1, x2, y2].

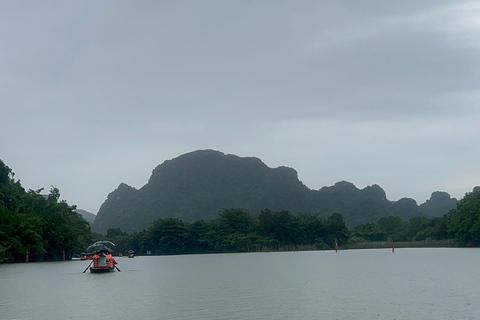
[[91, 150, 457, 234]]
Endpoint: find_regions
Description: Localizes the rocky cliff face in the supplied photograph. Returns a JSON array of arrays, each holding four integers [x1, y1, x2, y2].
[[91, 150, 457, 234]]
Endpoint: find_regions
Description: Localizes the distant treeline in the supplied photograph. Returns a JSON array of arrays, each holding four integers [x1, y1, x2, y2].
[[1, 159, 479, 262], [103, 190, 480, 256], [100, 209, 349, 255], [0, 160, 92, 262]]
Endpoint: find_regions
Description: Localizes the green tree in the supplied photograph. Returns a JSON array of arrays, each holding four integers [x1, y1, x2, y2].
[[377, 216, 404, 235], [392, 217, 429, 241], [447, 191, 480, 245], [0, 160, 13, 184], [353, 222, 387, 241], [296, 213, 325, 245], [0, 160, 92, 262], [47, 186, 61, 202], [188, 220, 215, 253], [258, 209, 299, 246], [325, 213, 348, 246], [218, 208, 255, 234]]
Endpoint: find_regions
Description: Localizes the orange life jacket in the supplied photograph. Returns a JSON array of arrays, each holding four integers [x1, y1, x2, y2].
[[93, 254, 100, 267], [106, 253, 113, 267]]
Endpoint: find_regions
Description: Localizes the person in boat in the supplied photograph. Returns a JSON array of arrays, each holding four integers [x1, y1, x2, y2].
[[93, 253, 100, 267], [99, 252, 108, 266], [106, 252, 116, 267]]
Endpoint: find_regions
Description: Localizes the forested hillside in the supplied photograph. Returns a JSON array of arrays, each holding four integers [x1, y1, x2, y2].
[[101, 191, 480, 256], [92, 150, 457, 233], [1, 156, 479, 263]]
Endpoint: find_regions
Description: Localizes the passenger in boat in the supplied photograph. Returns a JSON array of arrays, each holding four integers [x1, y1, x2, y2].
[[93, 253, 100, 267], [106, 252, 116, 267], [98, 252, 107, 266]]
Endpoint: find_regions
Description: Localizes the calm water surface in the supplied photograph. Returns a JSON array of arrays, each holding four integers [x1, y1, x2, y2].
[[0, 248, 479, 320]]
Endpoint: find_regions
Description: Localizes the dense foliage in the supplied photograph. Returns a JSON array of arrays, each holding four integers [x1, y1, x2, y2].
[[0, 160, 92, 262], [101, 190, 480, 255], [353, 215, 450, 242], [96, 190, 480, 255], [352, 191, 480, 246], [446, 191, 480, 245], [97, 208, 349, 255], [106, 192, 480, 254]]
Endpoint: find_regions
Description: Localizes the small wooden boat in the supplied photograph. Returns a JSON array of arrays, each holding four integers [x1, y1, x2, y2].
[[82, 241, 119, 274], [89, 251, 116, 273], [90, 266, 115, 273]]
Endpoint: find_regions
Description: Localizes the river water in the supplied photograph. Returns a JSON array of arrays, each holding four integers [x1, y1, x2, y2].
[[0, 248, 479, 320]]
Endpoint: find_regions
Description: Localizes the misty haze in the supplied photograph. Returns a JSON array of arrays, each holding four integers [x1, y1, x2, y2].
[[1, 1, 480, 320]]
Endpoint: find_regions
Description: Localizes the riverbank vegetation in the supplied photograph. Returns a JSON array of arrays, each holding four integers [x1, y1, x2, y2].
[[98, 209, 349, 255], [0, 160, 92, 262], [2, 159, 479, 262], [101, 190, 480, 256], [101, 191, 480, 256]]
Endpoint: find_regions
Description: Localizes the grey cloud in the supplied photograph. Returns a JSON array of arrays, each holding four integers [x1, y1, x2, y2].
[[1, 1, 479, 213]]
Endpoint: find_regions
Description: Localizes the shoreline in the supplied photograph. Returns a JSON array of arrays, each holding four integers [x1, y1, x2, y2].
[[345, 239, 458, 250]]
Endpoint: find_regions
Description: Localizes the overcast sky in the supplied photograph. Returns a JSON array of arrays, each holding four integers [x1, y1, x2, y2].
[[2, 1, 480, 214]]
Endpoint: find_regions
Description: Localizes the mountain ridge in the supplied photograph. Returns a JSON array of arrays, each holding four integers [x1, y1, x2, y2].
[[75, 209, 96, 224], [91, 149, 457, 234]]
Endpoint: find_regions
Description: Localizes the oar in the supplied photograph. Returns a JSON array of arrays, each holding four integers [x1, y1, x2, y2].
[[114, 265, 121, 272], [82, 260, 93, 273]]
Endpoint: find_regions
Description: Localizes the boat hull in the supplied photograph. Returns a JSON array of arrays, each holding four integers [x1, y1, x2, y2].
[[90, 266, 115, 273]]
